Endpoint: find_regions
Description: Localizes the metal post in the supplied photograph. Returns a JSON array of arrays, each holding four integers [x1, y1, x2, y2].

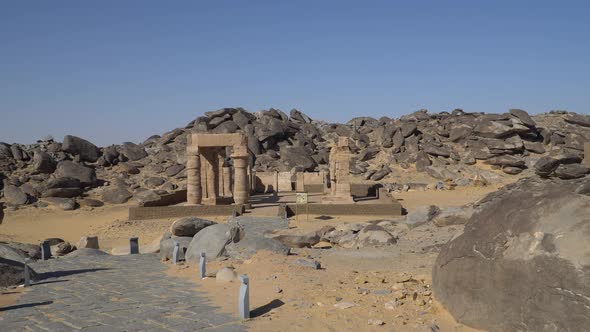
[[129, 237, 139, 254], [172, 241, 180, 264], [238, 275, 250, 319], [24, 258, 31, 287], [199, 252, 206, 278], [41, 240, 51, 261]]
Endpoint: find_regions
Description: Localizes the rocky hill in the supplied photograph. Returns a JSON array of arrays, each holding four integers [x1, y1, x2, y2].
[[1, 108, 589, 210]]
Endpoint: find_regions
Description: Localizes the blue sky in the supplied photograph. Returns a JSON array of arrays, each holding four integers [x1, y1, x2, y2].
[[1, 1, 589, 146]]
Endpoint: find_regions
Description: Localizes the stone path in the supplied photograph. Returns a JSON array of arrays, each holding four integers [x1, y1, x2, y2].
[[0, 254, 245, 332]]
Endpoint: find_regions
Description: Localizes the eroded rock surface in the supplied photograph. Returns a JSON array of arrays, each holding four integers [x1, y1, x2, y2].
[[433, 176, 590, 332]]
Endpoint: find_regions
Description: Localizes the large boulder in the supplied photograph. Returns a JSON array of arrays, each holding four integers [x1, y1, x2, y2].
[[118, 142, 147, 161], [54, 161, 97, 187], [185, 224, 241, 262], [170, 217, 216, 237], [31, 151, 56, 174], [4, 184, 29, 205], [42, 197, 77, 210], [42, 177, 83, 198], [279, 147, 316, 171], [355, 224, 397, 247], [102, 187, 133, 204], [159, 236, 192, 261], [433, 176, 590, 331], [62, 135, 101, 162], [272, 232, 320, 248], [0, 242, 41, 260], [0, 258, 38, 287], [224, 216, 290, 259], [0, 243, 29, 262]]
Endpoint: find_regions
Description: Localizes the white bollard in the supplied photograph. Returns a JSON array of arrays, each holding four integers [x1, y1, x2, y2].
[[129, 237, 139, 254], [172, 241, 180, 264], [24, 258, 31, 287], [199, 252, 206, 278], [41, 241, 51, 261], [238, 275, 250, 319]]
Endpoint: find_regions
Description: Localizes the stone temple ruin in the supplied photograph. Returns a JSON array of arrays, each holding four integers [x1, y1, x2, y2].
[[186, 133, 249, 206], [128, 133, 402, 220]]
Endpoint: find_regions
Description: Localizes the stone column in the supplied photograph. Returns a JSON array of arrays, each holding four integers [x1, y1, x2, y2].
[[187, 146, 202, 205], [218, 153, 225, 196], [223, 166, 232, 196], [232, 146, 249, 205]]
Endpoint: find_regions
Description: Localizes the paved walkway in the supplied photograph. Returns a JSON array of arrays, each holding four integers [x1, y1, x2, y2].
[[0, 254, 245, 332]]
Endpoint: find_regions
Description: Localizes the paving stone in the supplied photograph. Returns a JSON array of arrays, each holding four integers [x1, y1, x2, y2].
[[1, 254, 245, 331]]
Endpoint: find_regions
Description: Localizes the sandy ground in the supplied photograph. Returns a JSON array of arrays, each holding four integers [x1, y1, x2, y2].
[[167, 221, 481, 332], [0, 204, 228, 250], [0, 184, 504, 329]]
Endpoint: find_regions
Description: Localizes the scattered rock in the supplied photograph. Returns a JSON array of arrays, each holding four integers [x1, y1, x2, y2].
[[42, 197, 77, 210], [272, 232, 320, 248], [215, 267, 237, 283], [159, 236, 192, 261], [367, 319, 385, 326], [170, 217, 216, 237], [51, 241, 75, 256], [77, 236, 99, 249], [293, 258, 321, 269], [4, 185, 29, 206], [102, 187, 133, 204], [54, 161, 97, 187], [334, 302, 356, 309]]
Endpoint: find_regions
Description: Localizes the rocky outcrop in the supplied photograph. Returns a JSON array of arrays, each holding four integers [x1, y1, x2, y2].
[[433, 176, 590, 331], [1, 108, 590, 207]]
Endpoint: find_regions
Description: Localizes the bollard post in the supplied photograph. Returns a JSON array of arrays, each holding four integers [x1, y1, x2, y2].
[[280, 203, 288, 221], [172, 241, 180, 264], [199, 252, 206, 278], [24, 258, 31, 287], [129, 237, 139, 254], [41, 240, 51, 261], [238, 275, 250, 319]]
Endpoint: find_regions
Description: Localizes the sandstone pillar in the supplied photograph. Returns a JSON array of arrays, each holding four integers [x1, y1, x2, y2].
[[218, 153, 225, 196], [232, 147, 249, 205], [223, 166, 232, 196], [186, 146, 202, 205]]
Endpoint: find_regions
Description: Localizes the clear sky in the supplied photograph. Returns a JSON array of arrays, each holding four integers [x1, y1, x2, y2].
[[1, 1, 589, 146]]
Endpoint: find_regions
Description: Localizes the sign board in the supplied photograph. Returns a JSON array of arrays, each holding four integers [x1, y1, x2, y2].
[[295, 192, 309, 222], [296, 192, 308, 204]]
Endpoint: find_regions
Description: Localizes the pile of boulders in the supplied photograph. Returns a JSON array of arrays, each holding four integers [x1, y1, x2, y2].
[[344, 109, 589, 185], [270, 220, 408, 250], [1, 108, 589, 210]]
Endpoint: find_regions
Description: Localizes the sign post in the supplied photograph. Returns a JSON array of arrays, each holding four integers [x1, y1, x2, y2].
[[295, 192, 309, 222]]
